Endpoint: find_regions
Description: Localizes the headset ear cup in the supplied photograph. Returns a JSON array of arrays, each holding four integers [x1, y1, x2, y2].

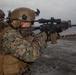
[[12, 20, 21, 28]]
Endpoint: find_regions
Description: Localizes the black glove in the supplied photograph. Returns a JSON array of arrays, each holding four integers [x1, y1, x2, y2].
[[40, 25, 50, 35]]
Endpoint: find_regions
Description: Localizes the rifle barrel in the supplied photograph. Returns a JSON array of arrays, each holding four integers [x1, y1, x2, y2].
[[34, 18, 61, 23], [33, 27, 40, 30], [71, 25, 76, 27]]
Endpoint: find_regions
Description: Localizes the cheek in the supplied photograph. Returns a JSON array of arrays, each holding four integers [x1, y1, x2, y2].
[[21, 22, 31, 27]]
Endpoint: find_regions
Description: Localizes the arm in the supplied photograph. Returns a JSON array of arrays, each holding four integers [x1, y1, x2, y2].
[[2, 29, 47, 62]]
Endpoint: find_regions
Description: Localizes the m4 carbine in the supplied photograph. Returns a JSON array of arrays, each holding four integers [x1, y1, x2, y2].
[[33, 17, 71, 33], [21, 17, 72, 44]]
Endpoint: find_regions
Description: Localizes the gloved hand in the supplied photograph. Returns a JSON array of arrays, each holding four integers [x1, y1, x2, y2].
[[40, 25, 49, 34]]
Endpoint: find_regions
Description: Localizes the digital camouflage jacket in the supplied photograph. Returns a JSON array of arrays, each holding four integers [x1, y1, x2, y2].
[[2, 27, 47, 62]]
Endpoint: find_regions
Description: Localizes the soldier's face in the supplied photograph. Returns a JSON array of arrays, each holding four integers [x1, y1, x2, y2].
[[21, 22, 31, 27]]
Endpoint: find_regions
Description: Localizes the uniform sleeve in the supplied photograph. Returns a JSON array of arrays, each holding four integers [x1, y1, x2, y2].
[[2, 29, 47, 62]]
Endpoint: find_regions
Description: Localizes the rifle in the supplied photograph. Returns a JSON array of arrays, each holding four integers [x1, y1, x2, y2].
[[33, 17, 71, 32], [34, 18, 72, 43], [20, 17, 73, 44]]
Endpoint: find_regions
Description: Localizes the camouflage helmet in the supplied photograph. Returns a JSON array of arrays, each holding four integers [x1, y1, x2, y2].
[[9, 7, 36, 22], [8, 7, 40, 28], [0, 9, 5, 18]]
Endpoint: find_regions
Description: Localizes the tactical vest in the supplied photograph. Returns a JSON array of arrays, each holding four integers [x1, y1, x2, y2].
[[0, 26, 31, 75]]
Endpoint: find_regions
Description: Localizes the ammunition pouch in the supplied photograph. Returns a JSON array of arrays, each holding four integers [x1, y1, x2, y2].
[[0, 55, 20, 75], [0, 54, 30, 75]]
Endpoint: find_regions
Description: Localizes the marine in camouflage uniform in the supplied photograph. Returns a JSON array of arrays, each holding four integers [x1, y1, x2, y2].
[[0, 9, 5, 45], [1, 7, 47, 75], [0, 9, 8, 52], [0, 9, 5, 21]]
